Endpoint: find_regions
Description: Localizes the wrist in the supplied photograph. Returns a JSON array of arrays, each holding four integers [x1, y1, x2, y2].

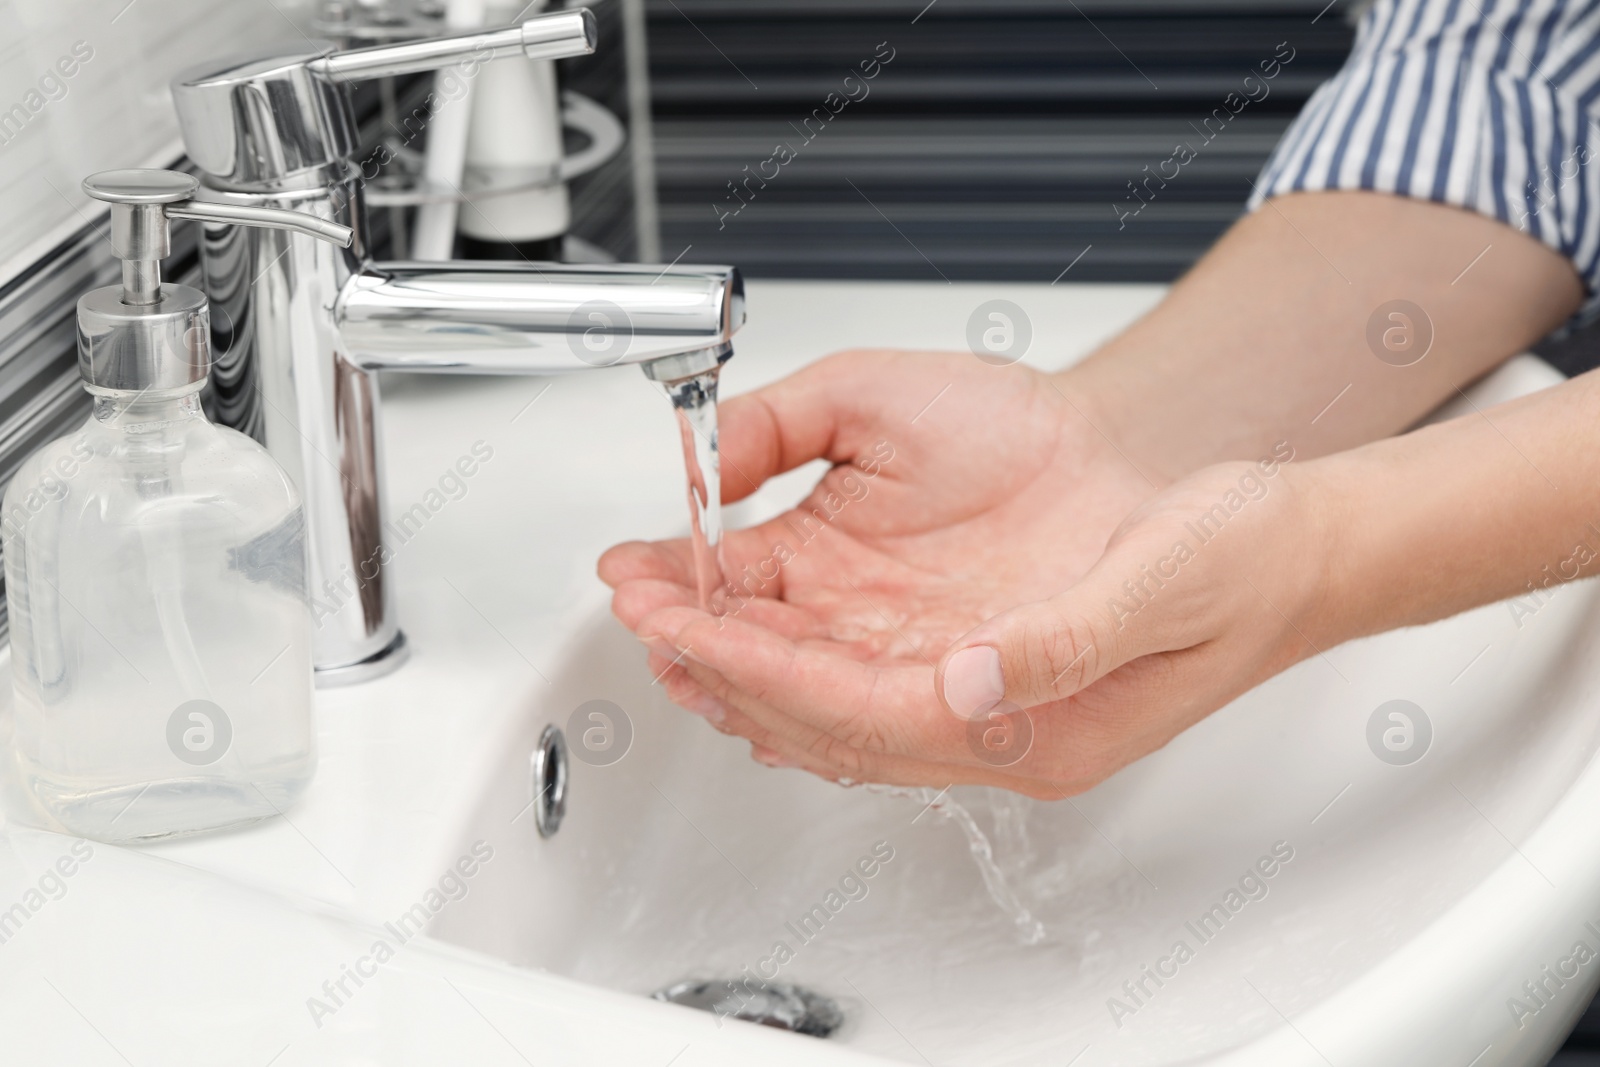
[[1282, 452, 1369, 651], [1049, 360, 1191, 488], [1285, 378, 1595, 647]]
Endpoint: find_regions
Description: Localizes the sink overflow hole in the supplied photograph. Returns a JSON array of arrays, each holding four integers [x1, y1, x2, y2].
[[531, 725, 568, 838]]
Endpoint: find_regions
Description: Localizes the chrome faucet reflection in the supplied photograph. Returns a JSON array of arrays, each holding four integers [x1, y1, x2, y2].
[[168, 9, 743, 684]]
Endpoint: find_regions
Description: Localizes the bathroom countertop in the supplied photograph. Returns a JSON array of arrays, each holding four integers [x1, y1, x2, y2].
[[11, 279, 1592, 1066], [0, 280, 1168, 1067]]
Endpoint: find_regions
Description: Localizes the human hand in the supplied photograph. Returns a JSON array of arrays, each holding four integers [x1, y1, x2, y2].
[[611, 401, 1321, 797], [599, 348, 1160, 789], [932, 451, 1325, 796]]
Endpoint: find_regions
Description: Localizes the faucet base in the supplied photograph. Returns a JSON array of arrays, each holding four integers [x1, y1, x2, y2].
[[314, 631, 411, 689]]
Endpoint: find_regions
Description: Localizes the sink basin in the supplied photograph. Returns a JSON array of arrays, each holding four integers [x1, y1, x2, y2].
[[428, 478, 1600, 1066], [415, 294, 1600, 1066], [2, 281, 1597, 1066]]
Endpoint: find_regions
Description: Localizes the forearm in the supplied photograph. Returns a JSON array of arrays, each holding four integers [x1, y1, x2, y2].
[[1309, 367, 1600, 644], [1062, 191, 1584, 483]]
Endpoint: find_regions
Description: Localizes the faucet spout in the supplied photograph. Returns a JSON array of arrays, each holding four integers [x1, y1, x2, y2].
[[337, 262, 743, 379]]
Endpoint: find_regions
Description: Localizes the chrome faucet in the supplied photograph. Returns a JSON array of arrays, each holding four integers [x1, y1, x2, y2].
[[166, 9, 743, 684]]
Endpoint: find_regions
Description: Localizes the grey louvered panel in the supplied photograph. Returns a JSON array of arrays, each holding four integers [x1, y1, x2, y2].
[[653, 1, 1350, 15], [654, 114, 1296, 279], [646, 0, 1353, 281]]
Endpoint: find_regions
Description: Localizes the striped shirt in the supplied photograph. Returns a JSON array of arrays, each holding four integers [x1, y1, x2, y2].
[[1250, 0, 1600, 319]]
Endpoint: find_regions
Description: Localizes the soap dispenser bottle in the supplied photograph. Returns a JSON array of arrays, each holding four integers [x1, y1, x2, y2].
[[2, 170, 354, 843]]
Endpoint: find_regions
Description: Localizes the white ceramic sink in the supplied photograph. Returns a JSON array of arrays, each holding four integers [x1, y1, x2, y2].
[[1, 281, 1597, 1067]]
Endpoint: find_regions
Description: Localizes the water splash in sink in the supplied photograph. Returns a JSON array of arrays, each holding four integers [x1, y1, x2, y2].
[[663, 368, 729, 613], [865, 782, 1048, 945], [988, 787, 1037, 871]]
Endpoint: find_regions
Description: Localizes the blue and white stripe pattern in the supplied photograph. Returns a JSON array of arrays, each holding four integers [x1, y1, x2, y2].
[[1250, 0, 1600, 313]]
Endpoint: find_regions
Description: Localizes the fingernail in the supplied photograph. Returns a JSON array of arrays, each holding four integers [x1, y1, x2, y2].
[[943, 645, 1005, 720], [753, 747, 795, 768], [680, 691, 726, 725]]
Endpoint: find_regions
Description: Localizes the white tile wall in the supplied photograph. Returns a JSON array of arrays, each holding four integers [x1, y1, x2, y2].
[[0, 0, 313, 286]]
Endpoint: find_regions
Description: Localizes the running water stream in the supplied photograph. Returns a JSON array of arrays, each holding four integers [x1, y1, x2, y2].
[[663, 367, 729, 613]]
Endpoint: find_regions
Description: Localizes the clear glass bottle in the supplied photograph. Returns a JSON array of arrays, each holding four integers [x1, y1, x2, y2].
[[5, 388, 316, 842], [2, 169, 330, 842]]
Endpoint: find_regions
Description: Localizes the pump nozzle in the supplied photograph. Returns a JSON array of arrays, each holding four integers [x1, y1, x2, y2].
[[82, 170, 354, 305], [77, 169, 356, 393]]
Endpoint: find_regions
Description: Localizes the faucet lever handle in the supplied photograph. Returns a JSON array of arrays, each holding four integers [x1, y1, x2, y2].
[[308, 8, 596, 82], [83, 169, 354, 305], [171, 8, 596, 187]]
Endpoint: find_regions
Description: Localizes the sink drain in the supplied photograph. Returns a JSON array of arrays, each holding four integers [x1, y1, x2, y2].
[[653, 978, 843, 1037]]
